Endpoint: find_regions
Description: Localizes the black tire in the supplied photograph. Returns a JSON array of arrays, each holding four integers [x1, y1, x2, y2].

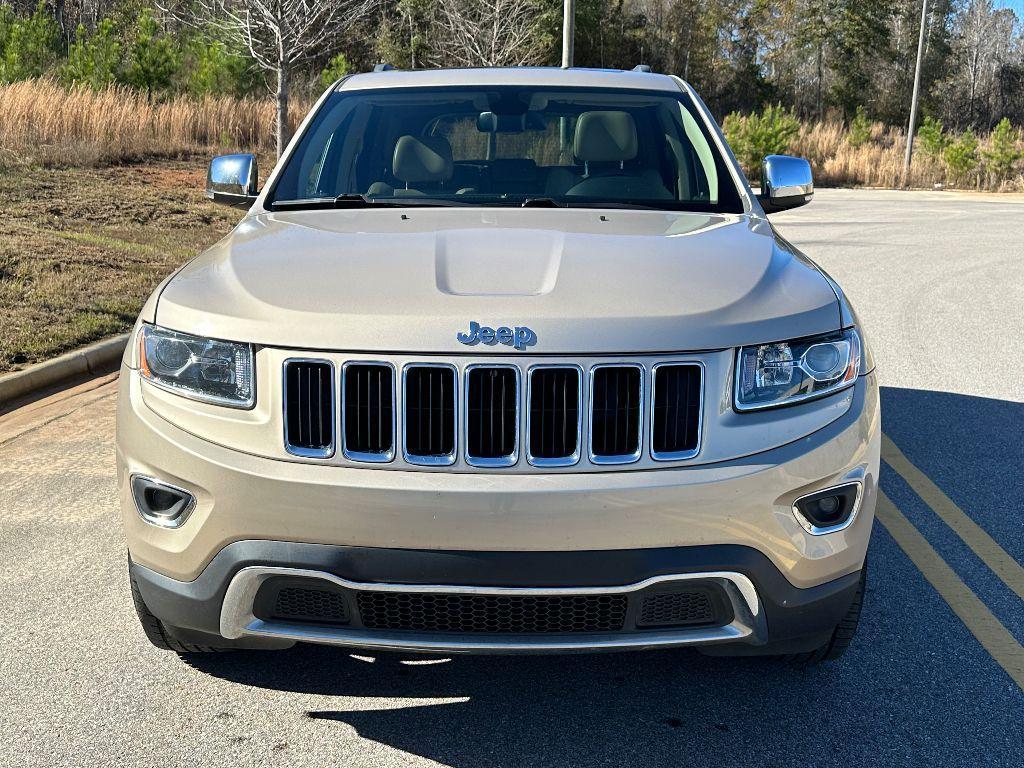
[[129, 566, 231, 654], [789, 563, 866, 664]]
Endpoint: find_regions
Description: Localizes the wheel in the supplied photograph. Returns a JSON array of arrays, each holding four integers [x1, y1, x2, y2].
[[129, 565, 232, 654], [790, 563, 866, 664]]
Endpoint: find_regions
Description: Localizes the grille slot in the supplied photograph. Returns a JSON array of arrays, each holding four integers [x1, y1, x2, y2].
[[343, 363, 395, 461], [590, 365, 642, 462], [356, 591, 628, 633], [637, 589, 718, 628], [283, 360, 335, 457], [528, 367, 581, 465], [273, 586, 350, 625], [403, 365, 457, 463], [651, 364, 703, 459], [466, 366, 519, 465]]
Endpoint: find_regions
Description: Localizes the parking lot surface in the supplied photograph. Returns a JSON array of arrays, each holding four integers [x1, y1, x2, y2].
[[1, 189, 1022, 767]]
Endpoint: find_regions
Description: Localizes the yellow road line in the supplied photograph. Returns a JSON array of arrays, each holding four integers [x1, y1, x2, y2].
[[876, 491, 1024, 690], [882, 432, 1024, 602]]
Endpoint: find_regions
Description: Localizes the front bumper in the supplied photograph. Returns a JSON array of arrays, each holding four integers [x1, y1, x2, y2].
[[117, 369, 879, 586], [130, 542, 864, 654], [118, 367, 878, 652]]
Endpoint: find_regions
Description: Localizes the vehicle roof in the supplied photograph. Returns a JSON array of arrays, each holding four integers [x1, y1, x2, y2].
[[337, 67, 686, 93]]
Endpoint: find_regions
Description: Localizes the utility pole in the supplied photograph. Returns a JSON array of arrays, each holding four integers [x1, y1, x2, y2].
[[903, 0, 929, 187], [561, 0, 575, 68]]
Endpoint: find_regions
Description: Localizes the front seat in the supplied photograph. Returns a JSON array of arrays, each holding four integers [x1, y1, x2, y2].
[[371, 134, 454, 197], [565, 111, 673, 200]]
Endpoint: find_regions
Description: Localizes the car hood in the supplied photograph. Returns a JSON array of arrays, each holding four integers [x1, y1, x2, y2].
[[156, 208, 840, 354]]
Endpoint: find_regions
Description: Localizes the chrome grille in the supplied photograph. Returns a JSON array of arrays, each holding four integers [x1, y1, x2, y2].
[[280, 357, 702, 469], [651, 363, 703, 460], [403, 364, 457, 464], [343, 363, 395, 461], [527, 366, 581, 466], [283, 359, 335, 458], [465, 365, 519, 466], [589, 365, 643, 463]]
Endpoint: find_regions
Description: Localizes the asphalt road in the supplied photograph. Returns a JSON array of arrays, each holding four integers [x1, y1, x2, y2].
[[2, 188, 1023, 767]]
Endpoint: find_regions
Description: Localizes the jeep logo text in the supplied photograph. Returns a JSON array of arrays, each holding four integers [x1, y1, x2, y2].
[[457, 321, 536, 350]]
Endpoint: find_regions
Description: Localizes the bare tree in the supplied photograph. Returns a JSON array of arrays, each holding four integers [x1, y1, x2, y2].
[[163, 0, 376, 157], [427, 0, 550, 68], [949, 0, 1019, 127]]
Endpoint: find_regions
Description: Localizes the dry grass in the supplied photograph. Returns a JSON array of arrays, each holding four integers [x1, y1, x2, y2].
[[0, 79, 309, 167], [791, 121, 1022, 191], [2, 79, 1019, 190], [0, 160, 238, 372]]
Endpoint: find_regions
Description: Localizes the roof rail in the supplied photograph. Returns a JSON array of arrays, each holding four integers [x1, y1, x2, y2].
[[373, 63, 397, 72], [632, 64, 652, 73]]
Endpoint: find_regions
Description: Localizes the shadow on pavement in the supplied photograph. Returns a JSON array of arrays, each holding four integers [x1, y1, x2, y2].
[[880, 385, 1023, 564]]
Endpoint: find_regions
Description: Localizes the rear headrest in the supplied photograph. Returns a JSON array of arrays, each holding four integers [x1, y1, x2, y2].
[[574, 111, 638, 163], [392, 135, 453, 184]]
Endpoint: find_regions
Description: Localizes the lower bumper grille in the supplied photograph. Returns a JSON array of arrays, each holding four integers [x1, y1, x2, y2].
[[260, 579, 733, 636], [356, 591, 628, 634], [638, 589, 717, 627], [274, 586, 350, 624]]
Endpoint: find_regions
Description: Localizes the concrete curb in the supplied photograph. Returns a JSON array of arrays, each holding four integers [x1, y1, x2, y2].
[[0, 333, 130, 407]]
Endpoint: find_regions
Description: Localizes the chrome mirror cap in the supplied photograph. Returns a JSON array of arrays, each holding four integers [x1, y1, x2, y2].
[[206, 153, 259, 209], [759, 154, 813, 214]]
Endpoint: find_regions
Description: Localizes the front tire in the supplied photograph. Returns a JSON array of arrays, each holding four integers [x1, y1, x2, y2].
[[129, 566, 232, 654], [790, 563, 866, 664]]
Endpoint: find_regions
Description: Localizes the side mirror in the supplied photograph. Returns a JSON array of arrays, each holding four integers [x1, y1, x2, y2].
[[758, 154, 813, 214], [206, 154, 258, 209]]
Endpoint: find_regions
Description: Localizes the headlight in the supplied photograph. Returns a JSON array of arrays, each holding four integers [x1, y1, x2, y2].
[[138, 324, 254, 408], [735, 327, 862, 411]]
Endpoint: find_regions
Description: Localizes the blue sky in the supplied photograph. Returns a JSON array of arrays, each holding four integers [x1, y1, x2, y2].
[[993, 0, 1022, 18]]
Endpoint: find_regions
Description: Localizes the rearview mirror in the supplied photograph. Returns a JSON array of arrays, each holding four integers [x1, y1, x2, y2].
[[476, 111, 546, 133], [206, 154, 258, 209], [758, 155, 813, 214]]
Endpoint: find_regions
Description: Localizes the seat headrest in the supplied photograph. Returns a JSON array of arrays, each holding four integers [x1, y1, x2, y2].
[[574, 111, 638, 163], [392, 135, 453, 184]]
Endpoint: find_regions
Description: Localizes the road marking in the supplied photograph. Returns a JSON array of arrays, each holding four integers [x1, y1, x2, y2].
[[882, 433, 1024, 602], [875, 490, 1024, 691]]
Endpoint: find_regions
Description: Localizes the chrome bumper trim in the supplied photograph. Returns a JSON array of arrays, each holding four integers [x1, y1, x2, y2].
[[220, 566, 764, 653]]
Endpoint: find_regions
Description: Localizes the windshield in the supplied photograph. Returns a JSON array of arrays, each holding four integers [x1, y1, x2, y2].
[[268, 85, 744, 213]]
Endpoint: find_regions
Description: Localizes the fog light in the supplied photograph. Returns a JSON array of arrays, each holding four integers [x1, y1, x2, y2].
[[131, 475, 196, 528], [792, 482, 862, 534], [815, 495, 840, 517]]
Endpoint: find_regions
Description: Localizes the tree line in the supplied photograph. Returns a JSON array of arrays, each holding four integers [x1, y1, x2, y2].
[[1, 0, 1021, 136]]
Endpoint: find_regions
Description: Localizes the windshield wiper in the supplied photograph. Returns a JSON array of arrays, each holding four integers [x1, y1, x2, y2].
[[333, 193, 377, 208], [521, 197, 565, 208], [271, 194, 471, 210]]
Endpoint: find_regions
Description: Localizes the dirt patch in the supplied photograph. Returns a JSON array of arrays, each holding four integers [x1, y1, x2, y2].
[[0, 158, 240, 372]]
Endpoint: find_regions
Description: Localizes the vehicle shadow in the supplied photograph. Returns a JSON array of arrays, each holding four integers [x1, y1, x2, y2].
[[183, 385, 1024, 767], [185, 646, 855, 765], [880, 385, 1023, 564]]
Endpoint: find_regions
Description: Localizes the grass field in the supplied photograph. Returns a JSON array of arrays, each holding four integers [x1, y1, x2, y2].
[[0, 160, 239, 372]]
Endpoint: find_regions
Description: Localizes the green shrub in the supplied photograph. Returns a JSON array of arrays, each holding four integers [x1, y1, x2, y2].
[[722, 104, 800, 177], [0, 1, 59, 82], [124, 8, 178, 94], [187, 39, 256, 97], [320, 52, 352, 89], [916, 116, 947, 159], [848, 106, 872, 148], [981, 118, 1022, 181], [943, 130, 979, 184], [0, 4, 14, 51], [62, 20, 122, 89]]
